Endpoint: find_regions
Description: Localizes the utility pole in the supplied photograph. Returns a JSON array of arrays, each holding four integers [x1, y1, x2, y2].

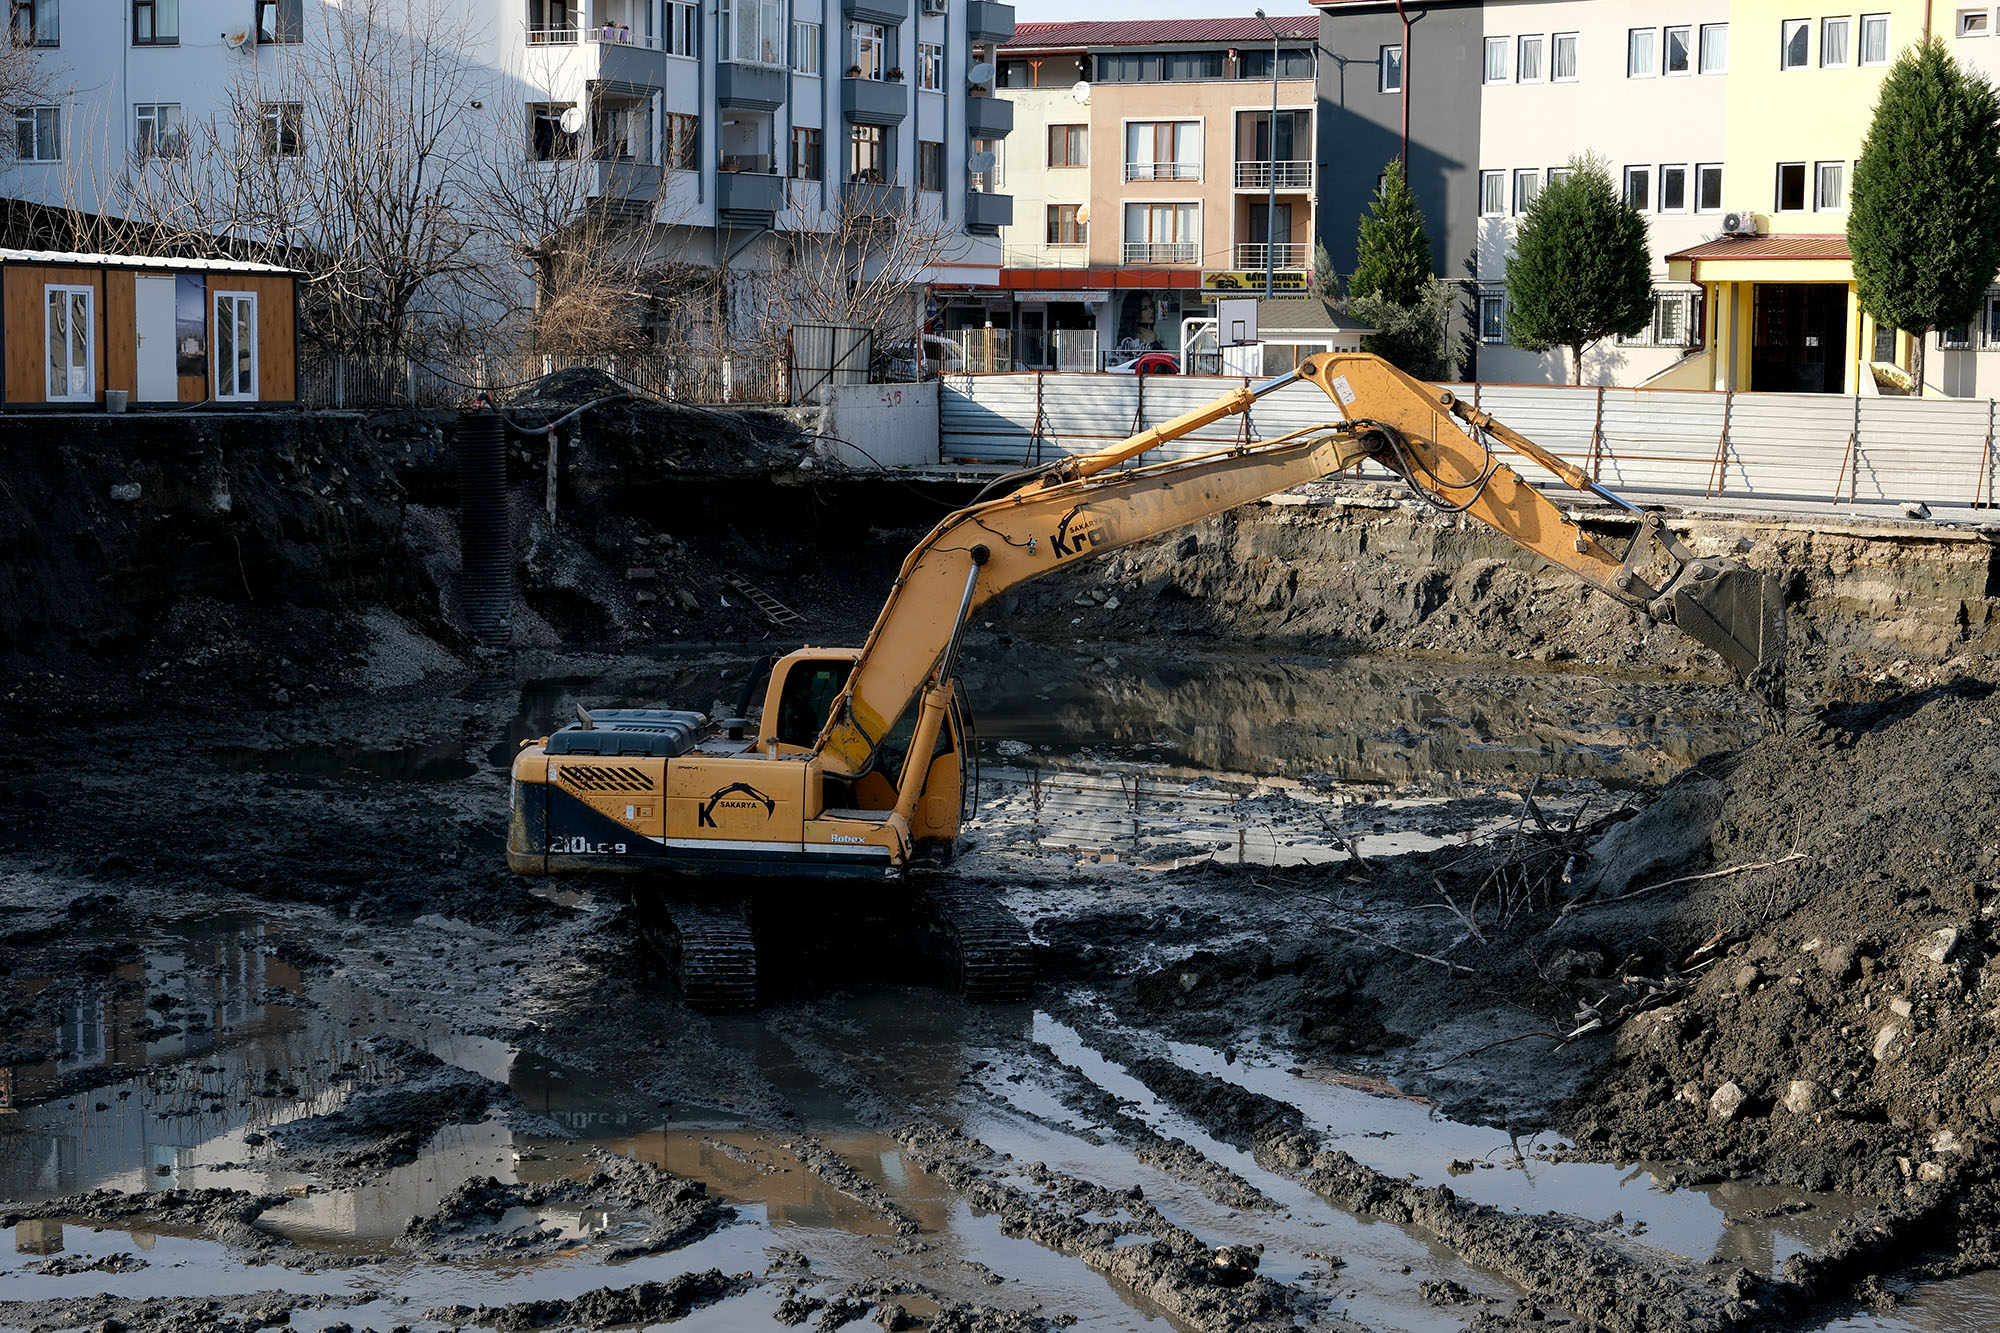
[[1255, 9, 1280, 300]]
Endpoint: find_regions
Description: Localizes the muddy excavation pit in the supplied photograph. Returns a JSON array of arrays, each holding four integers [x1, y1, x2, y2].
[[5, 642, 2000, 1333]]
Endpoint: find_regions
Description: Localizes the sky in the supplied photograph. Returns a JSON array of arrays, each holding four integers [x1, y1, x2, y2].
[[1012, 0, 1319, 21]]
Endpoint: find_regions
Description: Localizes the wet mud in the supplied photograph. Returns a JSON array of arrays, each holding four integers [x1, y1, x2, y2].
[[5, 621, 2000, 1333]]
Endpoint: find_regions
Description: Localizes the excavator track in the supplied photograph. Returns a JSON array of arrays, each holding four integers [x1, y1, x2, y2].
[[650, 901, 758, 1012], [927, 887, 1034, 1003]]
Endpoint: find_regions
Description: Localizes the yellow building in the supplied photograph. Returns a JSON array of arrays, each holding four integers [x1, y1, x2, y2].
[[1665, 2, 1936, 394]]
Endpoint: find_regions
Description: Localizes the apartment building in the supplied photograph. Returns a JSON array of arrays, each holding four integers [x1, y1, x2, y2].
[[1317, 0, 2000, 396], [975, 18, 1318, 370], [0, 0, 1015, 339]]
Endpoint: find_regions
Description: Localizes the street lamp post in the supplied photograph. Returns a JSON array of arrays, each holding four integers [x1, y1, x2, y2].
[[1254, 8, 1280, 301]]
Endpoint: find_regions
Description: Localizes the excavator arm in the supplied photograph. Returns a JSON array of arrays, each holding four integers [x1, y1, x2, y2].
[[813, 353, 1786, 781]]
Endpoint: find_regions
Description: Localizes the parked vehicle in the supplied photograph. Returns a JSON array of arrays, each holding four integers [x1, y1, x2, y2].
[[1105, 352, 1180, 376], [878, 336, 965, 381]]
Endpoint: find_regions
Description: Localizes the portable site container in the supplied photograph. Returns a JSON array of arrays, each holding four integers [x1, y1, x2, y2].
[[0, 250, 298, 409]]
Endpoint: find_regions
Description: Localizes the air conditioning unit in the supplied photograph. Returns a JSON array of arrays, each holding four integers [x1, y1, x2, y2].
[[922, 0, 947, 13], [1720, 210, 1758, 236]]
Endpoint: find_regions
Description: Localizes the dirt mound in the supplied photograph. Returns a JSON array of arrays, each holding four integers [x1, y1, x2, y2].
[[428, 1269, 745, 1331], [270, 1038, 518, 1180]]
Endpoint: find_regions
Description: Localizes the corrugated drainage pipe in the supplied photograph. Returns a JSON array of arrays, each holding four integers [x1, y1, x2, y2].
[[457, 410, 513, 647]]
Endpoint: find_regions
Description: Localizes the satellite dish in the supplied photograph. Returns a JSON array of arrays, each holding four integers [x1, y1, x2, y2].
[[223, 28, 250, 48], [558, 107, 585, 135], [1071, 80, 1091, 104], [967, 150, 996, 174], [1075, 204, 1090, 224], [967, 61, 994, 85]]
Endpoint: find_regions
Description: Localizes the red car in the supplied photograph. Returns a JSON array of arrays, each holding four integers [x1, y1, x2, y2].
[[1107, 352, 1180, 375]]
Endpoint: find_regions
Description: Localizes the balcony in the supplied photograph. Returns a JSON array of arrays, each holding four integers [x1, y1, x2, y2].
[[1122, 241, 1200, 265], [1124, 161, 1201, 183], [843, 75, 909, 126], [528, 24, 578, 45], [1234, 159, 1311, 191], [845, 180, 908, 219], [964, 94, 1014, 138], [964, 190, 1013, 232], [592, 159, 663, 222], [966, 0, 1016, 42], [1232, 242, 1309, 270], [846, 0, 908, 23], [717, 168, 785, 223], [716, 62, 787, 109]]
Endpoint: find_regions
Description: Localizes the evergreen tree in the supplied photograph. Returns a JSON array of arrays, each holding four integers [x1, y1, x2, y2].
[[1505, 156, 1653, 385], [1351, 279, 1461, 382], [1849, 39, 2000, 392], [1350, 160, 1432, 305], [1310, 240, 1340, 300]]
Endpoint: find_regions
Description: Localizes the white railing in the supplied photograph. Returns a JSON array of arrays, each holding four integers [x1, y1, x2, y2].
[[1122, 241, 1200, 264], [586, 29, 662, 49], [1123, 162, 1201, 183], [1232, 243, 1309, 270], [1234, 160, 1311, 190], [528, 24, 579, 44]]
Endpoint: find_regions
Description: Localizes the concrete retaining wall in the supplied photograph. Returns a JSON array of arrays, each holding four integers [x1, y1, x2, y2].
[[817, 381, 940, 469]]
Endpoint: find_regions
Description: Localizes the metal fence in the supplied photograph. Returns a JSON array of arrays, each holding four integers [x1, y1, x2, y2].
[[940, 374, 2000, 509], [789, 324, 872, 405]]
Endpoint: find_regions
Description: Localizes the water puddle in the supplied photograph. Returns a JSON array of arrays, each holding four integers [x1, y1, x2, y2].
[[1818, 1269, 2000, 1331]]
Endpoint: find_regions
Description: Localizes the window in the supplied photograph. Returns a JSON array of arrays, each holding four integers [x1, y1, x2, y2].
[[1873, 323, 1897, 361], [1860, 13, 1890, 63], [723, 0, 784, 63], [667, 112, 698, 171], [1548, 166, 1574, 186], [1628, 27, 1656, 76], [1484, 36, 1509, 83], [1784, 18, 1812, 68], [255, 0, 300, 43], [1553, 32, 1578, 80], [918, 139, 942, 191], [13, 105, 58, 161], [1124, 120, 1200, 182], [529, 102, 578, 160], [1696, 163, 1724, 211], [258, 102, 301, 156], [1665, 25, 1692, 73], [1047, 202, 1085, 246], [44, 285, 91, 402], [1518, 34, 1544, 81], [1986, 294, 2000, 347], [1776, 161, 1807, 211], [1096, 52, 1155, 82], [592, 95, 651, 163], [791, 126, 821, 180], [1820, 16, 1849, 66], [918, 41, 943, 90], [1047, 123, 1086, 168], [1659, 163, 1688, 210], [1963, 10, 1992, 37], [849, 123, 887, 181], [1623, 165, 1650, 209], [668, 1, 696, 56], [1513, 167, 1539, 214], [849, 20, 886, 78], [1122, 201, 1199, 264], [1815, 159, 1845, 209], [133, 0, 176, 44], [1656, 294, 1693, 347], [213, 291, 257, 402], [1700, 23, 1728, 72], [792, 20, 819, 73], [1166, 51, 1223, 79], [11, 0, 55, 45], [1941, 322, 1973, 349], [1380, 44, 1403, 92], [1479, 294, 1506, 343], [971, 137, 1002, 190], [1480, 169, 1506, 216], [134, 102, 183, 160]]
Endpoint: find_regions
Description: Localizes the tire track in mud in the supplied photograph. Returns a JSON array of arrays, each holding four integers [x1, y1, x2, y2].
[[761, 1005, 1336, 1332]]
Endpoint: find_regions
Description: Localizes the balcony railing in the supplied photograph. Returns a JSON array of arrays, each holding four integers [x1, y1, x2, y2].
[[1234, 159, 1311, 190], [1232, 242, 1309, 270], [528, 24, 579, 44], [587, 28, 661, 49], [1124, 162, 1200, 183], [1122, 241, 1200, 264]]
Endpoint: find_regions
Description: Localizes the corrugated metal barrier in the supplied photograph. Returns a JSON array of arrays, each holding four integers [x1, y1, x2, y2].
[[941, 373, 2000, 509]]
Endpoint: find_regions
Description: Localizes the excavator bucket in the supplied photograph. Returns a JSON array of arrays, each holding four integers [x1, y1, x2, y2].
[[1668, 562, 1788, 712]]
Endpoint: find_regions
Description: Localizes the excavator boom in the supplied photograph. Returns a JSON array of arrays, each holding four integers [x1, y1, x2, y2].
[[813, 353, 1786, 779]]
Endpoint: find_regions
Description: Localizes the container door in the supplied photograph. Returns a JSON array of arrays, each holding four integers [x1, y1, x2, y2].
[[134, 275, 177, 401]]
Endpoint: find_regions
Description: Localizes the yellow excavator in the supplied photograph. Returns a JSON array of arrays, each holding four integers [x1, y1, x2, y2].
[[508, 354, 1786, 1006]]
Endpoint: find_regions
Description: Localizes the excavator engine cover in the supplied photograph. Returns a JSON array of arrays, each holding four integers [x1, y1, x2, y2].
[[1668, 561, 1788, 712]]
